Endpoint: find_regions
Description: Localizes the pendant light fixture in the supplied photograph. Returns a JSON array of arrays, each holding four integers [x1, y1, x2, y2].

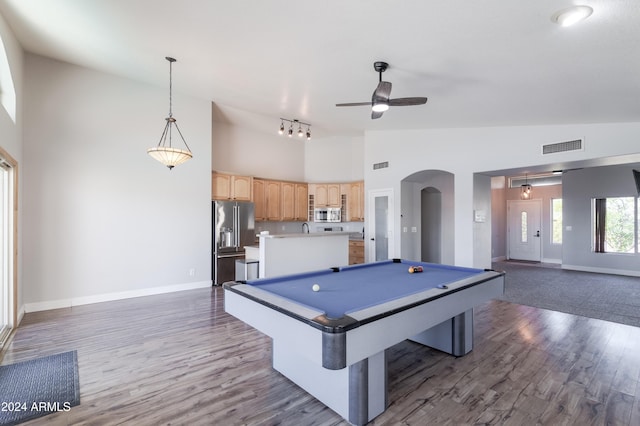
[[520, 175, 532, 200], [147, 57, 193, 170]]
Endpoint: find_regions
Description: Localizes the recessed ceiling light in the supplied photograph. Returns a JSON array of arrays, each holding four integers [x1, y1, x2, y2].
[[551, 5, 593, 27]]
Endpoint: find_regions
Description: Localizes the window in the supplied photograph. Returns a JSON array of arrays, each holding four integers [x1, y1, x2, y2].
[[593, 197, 637, 253], [520, 211, 528, 243], [0, 36, 16, 123], [551, 199, 562, 244]]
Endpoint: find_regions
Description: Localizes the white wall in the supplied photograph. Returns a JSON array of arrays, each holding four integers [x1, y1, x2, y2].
[[490, 177, 506, 261], [212, 104, 305, 181], [22, 54, 212, 310], [473, 173, 492, 268], [304, 136, 364, 182], [365, 122, 640, 268]]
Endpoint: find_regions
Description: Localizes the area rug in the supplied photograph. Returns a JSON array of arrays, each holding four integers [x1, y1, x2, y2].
[[0, 351, 80, 425], [494, 261, 640, 328]]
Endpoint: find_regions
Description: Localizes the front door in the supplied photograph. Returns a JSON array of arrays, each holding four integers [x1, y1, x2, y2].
[[508, 199, 542, 261]]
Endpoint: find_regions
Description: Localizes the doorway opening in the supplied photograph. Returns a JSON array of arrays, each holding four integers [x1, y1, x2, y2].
[[421, 187, 441, 263], [400, 170, 454, 264]]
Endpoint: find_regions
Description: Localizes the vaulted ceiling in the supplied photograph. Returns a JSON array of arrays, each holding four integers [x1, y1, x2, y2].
[[0, 0, 638, 139]]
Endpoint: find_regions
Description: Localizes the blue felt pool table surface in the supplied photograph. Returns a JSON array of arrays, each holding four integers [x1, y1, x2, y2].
[[242, 259, 485, 319]]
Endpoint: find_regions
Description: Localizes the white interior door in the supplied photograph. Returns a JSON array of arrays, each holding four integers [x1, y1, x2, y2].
[[368, 189, 394, 262], [508, 199, 542, 261]]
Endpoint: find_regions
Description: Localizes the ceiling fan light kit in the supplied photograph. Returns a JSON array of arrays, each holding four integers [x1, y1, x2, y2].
[[551, 5, 593, 27], [336, 61, 428, 119], [372, 101, 389, 112]]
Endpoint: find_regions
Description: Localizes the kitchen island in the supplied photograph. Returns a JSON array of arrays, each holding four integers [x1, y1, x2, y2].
[[257, 232, 349, 278]]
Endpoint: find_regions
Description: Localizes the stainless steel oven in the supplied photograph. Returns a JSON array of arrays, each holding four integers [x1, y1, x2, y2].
[[314, 207, 341, 222]]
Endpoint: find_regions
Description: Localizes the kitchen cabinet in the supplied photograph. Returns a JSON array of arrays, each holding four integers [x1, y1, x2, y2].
[[266, 180, 281, 221], [281, 182, 295, 221], [347, 181, 364, 221], [253, 179, 266, 221], [294, 183, 309, 221], [255, 179, 307, 222], [281, 182, 308, 222], [212, 172, 252, 201], [349, 240, 365, 265], [313, 183, 341, 207]]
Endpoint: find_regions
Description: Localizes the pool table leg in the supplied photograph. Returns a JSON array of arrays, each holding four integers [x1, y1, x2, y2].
[[349, 350, 387, 425], [410, 309, 474, 356], [272, 340, 387, 425]]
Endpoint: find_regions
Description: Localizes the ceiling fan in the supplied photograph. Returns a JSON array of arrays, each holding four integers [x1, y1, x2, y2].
[[336, 61, 428, 119]]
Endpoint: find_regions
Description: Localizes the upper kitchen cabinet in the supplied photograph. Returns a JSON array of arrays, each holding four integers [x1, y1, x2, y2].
[[253, 178, 266, 220], [281, 181, 296, 221], [254, 178, 281, 221], [294, 183, 309, 222], [212, 172, 253, 201], [347, 181, 364, 221], [256, 179, 308, 222], [313, 183, 341, 207], [265, 180, 282, 221]]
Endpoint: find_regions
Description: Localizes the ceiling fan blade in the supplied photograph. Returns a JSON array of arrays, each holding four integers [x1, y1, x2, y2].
[[388, 97, 428, 106], [373, 81, 392, 100], [371, 110, 384, 119], [335, 102, 371, 107]]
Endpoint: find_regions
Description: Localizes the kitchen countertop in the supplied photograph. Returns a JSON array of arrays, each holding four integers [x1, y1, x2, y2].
[[258, 232, 350, 239], [254, 232, 364, 240]]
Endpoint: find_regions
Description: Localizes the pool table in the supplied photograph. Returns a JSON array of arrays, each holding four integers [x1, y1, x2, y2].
[[224, 259, 504, 425]]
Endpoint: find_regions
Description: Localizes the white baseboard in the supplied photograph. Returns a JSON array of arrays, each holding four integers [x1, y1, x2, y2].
[[491, 256, 506, 262], [561, 264, 640, 277], [23, 280, 212, 313], [541, 258, 562, 264]]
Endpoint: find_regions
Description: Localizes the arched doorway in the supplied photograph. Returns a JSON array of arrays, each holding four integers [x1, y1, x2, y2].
[[421, 187, 441, 263], [401, 170, 454, 264]]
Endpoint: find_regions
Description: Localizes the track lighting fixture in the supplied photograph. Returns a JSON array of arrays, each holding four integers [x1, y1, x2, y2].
[[278, 118, 311, 140]]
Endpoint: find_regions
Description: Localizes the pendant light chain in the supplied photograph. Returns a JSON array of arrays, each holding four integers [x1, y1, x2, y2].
[[168, 57, 173, 118]]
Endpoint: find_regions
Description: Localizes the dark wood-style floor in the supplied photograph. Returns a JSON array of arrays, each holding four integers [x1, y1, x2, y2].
[[3, 286, 640, 425]]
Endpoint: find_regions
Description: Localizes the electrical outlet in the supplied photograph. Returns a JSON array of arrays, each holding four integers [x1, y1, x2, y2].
[[189, 268, 196, 277]]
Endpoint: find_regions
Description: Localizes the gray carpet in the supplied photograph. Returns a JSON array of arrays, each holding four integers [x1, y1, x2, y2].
[[0, 351, 80, 425], [493, 261, 640, 328]]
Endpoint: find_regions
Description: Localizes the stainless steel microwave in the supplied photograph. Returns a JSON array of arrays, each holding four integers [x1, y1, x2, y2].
[[314, 207, 341, 223]]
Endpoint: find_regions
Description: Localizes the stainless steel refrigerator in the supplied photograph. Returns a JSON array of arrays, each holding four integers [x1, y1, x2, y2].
[[212, 200, 255, 285]]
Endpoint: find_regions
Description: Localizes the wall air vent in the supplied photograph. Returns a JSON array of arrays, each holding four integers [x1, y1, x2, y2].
[[373, 161, 389, 170], [542, 138, 583, 155]]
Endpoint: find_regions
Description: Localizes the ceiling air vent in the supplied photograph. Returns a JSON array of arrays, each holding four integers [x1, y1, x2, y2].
[[542, 138, 583, 155], [373, 161, 389, 170]]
